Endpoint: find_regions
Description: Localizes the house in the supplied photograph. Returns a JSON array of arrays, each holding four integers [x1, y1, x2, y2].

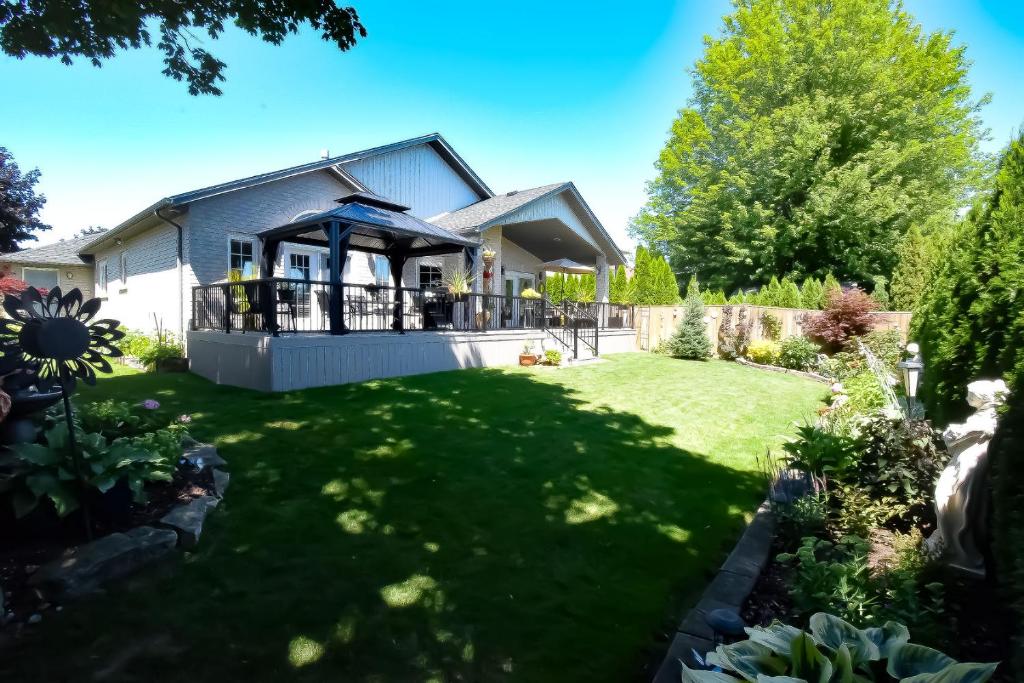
[[3, 133, 636, 390], [0, 232, 99, 297]]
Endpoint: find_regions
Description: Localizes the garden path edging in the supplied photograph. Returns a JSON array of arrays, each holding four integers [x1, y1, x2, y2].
[[26, 443, 228, 603], [651, 500, 774, 682], [735, 357, 830, 383]]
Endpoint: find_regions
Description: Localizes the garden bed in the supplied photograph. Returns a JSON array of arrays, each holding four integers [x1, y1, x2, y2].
[[0, 452, 219, 632]]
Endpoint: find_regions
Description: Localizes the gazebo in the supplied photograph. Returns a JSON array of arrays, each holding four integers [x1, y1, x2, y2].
[[257, 193, 480, 334]]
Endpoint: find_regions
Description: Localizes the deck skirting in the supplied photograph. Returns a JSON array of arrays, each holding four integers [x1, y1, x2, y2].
[[187, 328, 637, 391]]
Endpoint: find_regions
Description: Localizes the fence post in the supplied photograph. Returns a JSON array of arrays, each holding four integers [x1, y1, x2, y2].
[[222, 285, 231, 333]]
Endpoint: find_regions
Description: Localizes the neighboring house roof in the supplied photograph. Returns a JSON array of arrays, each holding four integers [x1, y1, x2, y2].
[[432, 182, 627, 263], [81, 133, 494, 254], [0, 232, 104, 267]]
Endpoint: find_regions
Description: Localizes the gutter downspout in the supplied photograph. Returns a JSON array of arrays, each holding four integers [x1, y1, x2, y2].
[[154, 206, 185, 345]]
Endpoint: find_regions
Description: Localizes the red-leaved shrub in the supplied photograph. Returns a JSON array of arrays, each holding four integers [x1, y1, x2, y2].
[[0, 276, 47, 297], [801, 288, 877, 352]]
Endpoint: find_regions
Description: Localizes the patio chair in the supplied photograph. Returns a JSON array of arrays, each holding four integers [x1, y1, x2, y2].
[[314, 289, 330, 331], [276, 285, 298, 331]]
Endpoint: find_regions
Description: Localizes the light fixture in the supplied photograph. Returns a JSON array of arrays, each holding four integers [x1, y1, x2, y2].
[[898, 342, 924, 416]]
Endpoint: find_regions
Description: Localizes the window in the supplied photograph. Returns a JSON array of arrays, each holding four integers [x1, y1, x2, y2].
[[419, 265, 442, 289], [229, 238, 255, 277], [22, 267, 58, 291], [119, 252, 128, 284], [373, 255, 390, 286], [97, 259, 108, 295], [289, 253, 311, 280]]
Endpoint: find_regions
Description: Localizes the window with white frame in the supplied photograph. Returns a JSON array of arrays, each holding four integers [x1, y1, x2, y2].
[[289, 253, 311, 280], [119, 251, 128, 285], [229, 238, 255, 277], [419, 264, 442, 289], [22, 267, 58, 291], [97, 259, 108, 295]]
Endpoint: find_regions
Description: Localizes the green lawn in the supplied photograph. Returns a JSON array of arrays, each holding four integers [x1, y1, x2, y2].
[[4, 353, 823, 682]]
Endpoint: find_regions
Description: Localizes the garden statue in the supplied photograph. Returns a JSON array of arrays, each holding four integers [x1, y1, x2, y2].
[[925, 379, 1010, 576]]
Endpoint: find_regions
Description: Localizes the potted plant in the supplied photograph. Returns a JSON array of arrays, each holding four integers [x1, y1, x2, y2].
[[519, 341, 539, 366]]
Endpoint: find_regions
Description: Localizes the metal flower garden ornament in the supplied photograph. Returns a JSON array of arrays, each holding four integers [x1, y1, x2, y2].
[[0, 287, 124, 536]]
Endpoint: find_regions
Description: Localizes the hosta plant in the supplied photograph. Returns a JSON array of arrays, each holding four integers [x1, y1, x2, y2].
[[3, 423, 176, 517], [682, 612, 997, 682]]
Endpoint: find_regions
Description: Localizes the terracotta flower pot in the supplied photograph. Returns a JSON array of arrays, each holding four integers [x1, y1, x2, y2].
[[519, 354, 538, 367]]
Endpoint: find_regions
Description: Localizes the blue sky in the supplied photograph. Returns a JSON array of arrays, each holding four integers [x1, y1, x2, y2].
[[2, 0, 1022, 250]]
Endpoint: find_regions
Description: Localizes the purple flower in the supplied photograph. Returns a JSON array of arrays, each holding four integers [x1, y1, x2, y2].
[[141, 399, 160, 410]]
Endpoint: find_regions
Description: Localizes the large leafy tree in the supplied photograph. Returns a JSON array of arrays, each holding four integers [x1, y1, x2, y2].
[[0, 148, 50, 252], [0, 1, 366, 96], [632, 0, 987, 293], [913, 132, 1024, 425]]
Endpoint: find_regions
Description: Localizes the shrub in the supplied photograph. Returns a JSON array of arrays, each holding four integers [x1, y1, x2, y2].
[[79, 399, 169, 440], [717, 305, 752, 360], [842, 371, 888, 416], [759, 311, 782, 340], [801, 276, 826, 310], [543, 349, 561, 366], [690, 612, 990, 683], [989, 370, 1024, 671], [913, 133, 1024, 425], [823, 330, 904, 382], [778, 335, 820, 371], [847, 411, 947, 525], [779, 276, 802, 308], [803, 288, 878, 352], [668, 295, 711, 360], [782, 424, 860, 486], [746, 339, 781, 365], [0, 275, 46, 296]]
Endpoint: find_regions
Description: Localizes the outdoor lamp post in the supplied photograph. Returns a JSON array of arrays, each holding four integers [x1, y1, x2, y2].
[[898, 342, 924, 417]]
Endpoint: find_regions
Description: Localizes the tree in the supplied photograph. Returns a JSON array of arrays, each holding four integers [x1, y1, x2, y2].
[[0, 1, 366, 96], [870, 275, 890, 310], [609, 266, 633, 304], [685, 274, 700, 300], [669, 295, 712, 360], [800, 277, 825, 309], [0, 148, 50, 252], [803, 288, 878, 352], [631, 0, 986, 293], [890, 221, 952, 310], [632, 246, 679, 305], [778, 277, 802, 308], [823, 273, 843, 300], [913, 133, 1024, 425]]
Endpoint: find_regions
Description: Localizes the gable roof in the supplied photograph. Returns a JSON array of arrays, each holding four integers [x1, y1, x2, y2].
[[81, 133, 493, 253], [432, 182, 626, 263], [0, 231, 105, 266], [432, 183, 565, 233]]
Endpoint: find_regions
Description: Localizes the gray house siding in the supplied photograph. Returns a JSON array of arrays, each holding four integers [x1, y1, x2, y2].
[[494, 191, 602, 252], [342, 145, 483, 219], [0, 262, 94, 299], [92, 221, 181, 334]]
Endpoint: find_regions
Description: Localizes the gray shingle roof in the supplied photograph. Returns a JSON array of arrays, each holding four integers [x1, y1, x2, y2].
[[431, 183, 567, 233], [0, 232, 105, 266]]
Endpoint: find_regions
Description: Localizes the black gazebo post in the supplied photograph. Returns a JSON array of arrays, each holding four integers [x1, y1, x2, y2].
[[389, 253, 408, 334], [327, 221, 350, 335]]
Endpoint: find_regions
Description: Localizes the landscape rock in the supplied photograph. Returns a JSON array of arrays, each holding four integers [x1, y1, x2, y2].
[[159, 496, 219, 549], [182, 444, 226, 469], [213, 469, 230, 499], [28, 526, 177, 600], [27, 613, 42, 625]]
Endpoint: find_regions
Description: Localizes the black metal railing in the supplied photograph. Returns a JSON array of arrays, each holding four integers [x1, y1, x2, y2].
[[191, 280, 635, 358]]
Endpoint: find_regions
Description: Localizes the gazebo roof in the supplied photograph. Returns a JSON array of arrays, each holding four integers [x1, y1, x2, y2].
[[258, 194, 479, 254]]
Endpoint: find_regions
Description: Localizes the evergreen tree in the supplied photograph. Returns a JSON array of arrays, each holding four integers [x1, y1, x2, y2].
[[669, 294, 712, 360], [632, 246, 657, 304], [685, 274, 700, 300], [578, 273, 597, 302], [778, 277, 802, 308], [631, 0, 985, 292], [609, 265, 633, 304], [913, 133, 1024, 425], [728, 291, 745, 305], [823, 273, 843, 300], [546, 273, 566, 304], [761, 276, 783, 307], [890, 223, 949, 310], [870, 275, 891, 311], [657, 256, 681, 304], [800, 277, 825, 310]]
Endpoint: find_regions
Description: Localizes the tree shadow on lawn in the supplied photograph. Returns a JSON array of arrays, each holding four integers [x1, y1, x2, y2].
[[3, 368, 764, 683]]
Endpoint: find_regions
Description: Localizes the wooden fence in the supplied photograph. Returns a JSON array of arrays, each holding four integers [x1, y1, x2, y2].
[[636, 304, 913, 353]]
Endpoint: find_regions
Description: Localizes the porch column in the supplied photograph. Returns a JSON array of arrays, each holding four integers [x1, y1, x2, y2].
[[596, 253, 609, 303], [260, 238, 278, 278], [389, 253, 409, 333], [328, 221, 350, 335], [464, 246, 482, 294]]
